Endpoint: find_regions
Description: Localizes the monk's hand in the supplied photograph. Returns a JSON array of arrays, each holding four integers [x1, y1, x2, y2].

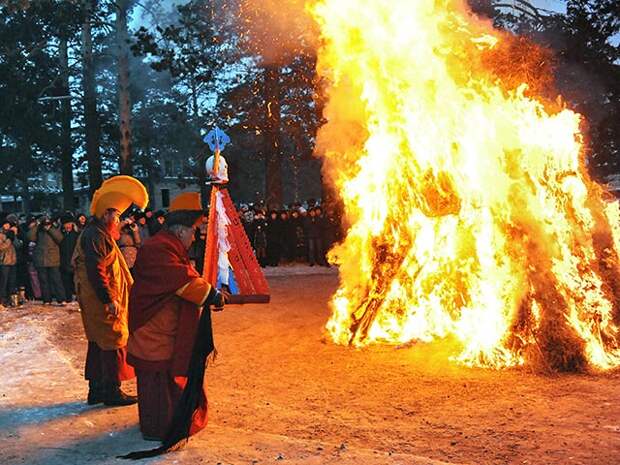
[[212, 290, 228, 312], [105, 301, 119, 317]]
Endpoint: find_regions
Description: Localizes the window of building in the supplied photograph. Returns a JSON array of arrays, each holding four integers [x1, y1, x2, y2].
[[164, 160, 173, 177], [161, 189, 170, 208]]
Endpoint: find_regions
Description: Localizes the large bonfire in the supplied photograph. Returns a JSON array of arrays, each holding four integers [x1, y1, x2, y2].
[[309, 0, 620, 370]]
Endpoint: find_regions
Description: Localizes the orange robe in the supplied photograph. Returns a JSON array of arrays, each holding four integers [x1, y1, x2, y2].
[[73, 221, 133, 350]]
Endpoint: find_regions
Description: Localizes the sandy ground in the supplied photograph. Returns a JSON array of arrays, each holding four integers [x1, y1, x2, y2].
[[0, 266, 619, 465]]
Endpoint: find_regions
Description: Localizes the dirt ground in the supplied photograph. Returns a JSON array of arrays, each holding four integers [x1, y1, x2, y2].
[[0, 266, 619, 465]]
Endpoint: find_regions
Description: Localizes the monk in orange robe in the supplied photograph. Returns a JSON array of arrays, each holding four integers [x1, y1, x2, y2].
[[128, 194, 226, 441], [73, 176, 148, 407]]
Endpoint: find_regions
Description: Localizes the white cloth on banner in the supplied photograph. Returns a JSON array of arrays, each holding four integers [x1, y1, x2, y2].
[[215, 190, 232, 285]]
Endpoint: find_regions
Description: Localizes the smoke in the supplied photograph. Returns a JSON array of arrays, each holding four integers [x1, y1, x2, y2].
[[238, 0, 318, 65]]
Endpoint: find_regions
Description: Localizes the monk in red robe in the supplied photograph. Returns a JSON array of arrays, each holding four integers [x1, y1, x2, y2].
[[128, 193, 226, 441]]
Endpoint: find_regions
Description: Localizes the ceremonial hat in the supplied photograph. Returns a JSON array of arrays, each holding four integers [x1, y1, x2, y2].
[[90, 176, 149, 218], [169, 192, 202, 212], [166, 192, 203, 227]]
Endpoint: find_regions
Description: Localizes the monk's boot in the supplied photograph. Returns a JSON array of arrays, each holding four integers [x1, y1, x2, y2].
[[87, 380, 104, 405], [103, 383, 138, 407]]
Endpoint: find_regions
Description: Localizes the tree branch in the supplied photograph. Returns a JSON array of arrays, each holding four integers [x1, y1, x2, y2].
[[493, 2, 544, 24]]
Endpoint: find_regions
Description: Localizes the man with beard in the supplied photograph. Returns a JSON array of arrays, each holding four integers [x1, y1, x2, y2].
[[128, 192, 227, 442], [72, 176, 149, 406]]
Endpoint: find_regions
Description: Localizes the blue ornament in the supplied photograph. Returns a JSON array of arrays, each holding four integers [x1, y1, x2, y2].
[[203, 127, 231, 152]]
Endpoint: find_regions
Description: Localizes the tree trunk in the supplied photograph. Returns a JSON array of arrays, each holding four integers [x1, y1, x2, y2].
[[189, 74, 199, 117], [194, 145, 208, 207], [82, 0, 102, 195], [59, 37, 75, 210], [117, 0, 133, 175], [19, 144, 32, 214], [263, 65, 282, 208], [20, 179, 31, 214]]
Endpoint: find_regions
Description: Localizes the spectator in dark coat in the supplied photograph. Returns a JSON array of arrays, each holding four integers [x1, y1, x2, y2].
[[7, 220, 27, 304], [148, 210, 165, 236], [0, 223, 22, 307], [289, 209, 306, 262], [266, 210, 283, 266], [304, 207, 325, 266], [76, 213, 88, 232], [60, 213, 79, 301], [27, 217, 67, 305], [19, 217, 37, 300], [117, 217, 142, 272], [241, 205, 255, 240], [252, 210, 268, 267], [278, 210, 292, 263], [135, 212, 150, 243], [188, 215, 208, 274]]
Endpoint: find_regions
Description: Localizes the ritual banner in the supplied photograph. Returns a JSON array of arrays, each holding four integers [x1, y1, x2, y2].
[[203, 186, 270, 304]]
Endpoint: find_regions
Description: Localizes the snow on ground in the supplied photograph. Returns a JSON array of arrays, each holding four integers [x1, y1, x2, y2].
[[0, 270, 619, 465], [262, 263, 338, 277]]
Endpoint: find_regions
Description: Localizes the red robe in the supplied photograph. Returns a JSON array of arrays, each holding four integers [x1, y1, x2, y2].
[[128, 230, 213, 440]]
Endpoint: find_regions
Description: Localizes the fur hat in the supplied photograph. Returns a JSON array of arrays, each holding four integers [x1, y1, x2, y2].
[[165, 191, 203, 227], [169, 192, 202, 212], [165, 210, 203, 227], [60, 212, 75, 224]]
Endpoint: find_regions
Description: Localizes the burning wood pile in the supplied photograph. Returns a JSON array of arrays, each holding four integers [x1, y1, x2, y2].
[[309, 0, 620, 371]]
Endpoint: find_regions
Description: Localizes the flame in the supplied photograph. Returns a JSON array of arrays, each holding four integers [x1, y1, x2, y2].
[[309, 0, 620, 370]]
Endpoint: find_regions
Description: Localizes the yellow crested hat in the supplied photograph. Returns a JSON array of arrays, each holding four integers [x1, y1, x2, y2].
[[169, 192, 202, 212], [90, 176, 149, 218]]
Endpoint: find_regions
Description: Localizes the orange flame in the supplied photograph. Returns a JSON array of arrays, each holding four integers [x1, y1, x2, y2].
[[309, 0, 620, 370]]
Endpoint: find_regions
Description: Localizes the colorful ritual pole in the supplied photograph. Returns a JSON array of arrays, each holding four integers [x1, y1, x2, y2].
[[202, 127, 270, 304]]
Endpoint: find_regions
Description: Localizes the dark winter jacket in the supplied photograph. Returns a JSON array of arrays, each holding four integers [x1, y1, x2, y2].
[[252, 219, 268, 249], [266, 216, 283, 247], [289, 215, 305, 249], [304, 215, 323, 240], [147, 217, 163, 236], [60, 229, 79, 272], [28, 225, 63, 268]]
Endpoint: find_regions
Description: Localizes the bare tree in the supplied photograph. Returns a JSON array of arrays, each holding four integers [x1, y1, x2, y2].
[[117, 0, 133, 175], [58, 37, 75, 209], [82, 0, 102, 194]]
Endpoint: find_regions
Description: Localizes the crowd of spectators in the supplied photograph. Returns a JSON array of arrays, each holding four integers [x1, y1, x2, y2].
[[0, 199, 342, 308], [237, 202, 342, 268]]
